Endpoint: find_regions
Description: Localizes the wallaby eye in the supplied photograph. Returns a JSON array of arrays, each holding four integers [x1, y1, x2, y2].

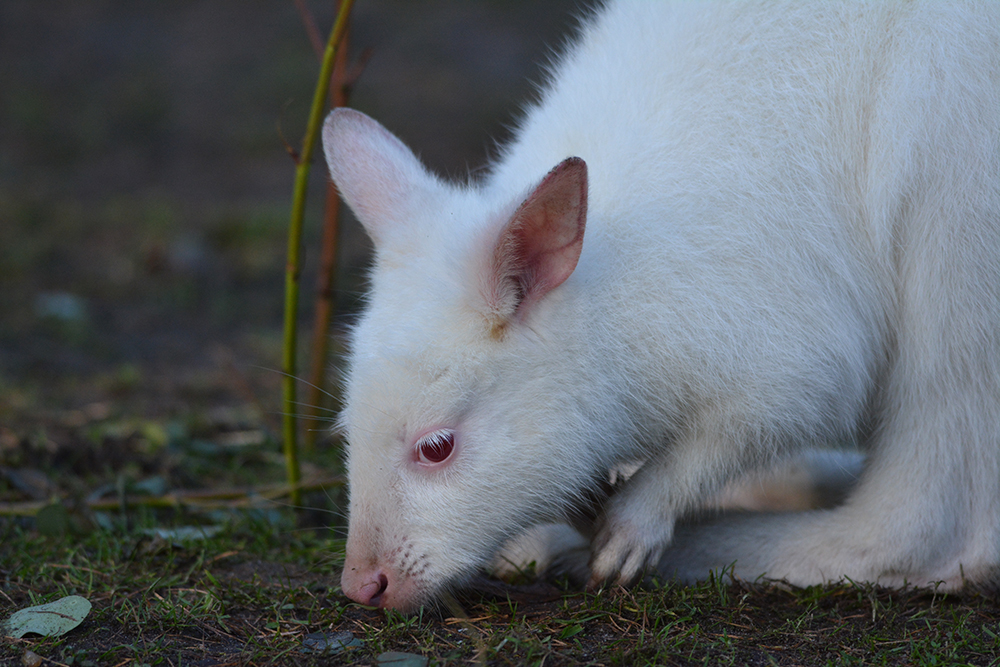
[[415, 429, 455, 465]]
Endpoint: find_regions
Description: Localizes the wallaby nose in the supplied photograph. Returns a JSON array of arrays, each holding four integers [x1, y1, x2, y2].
[[341, 564, 389, 607], [356, 572, 389, 607], [339, 538, 427, 610]]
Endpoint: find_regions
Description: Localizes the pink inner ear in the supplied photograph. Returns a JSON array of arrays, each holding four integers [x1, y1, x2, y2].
[[489, 157, 588, 320]]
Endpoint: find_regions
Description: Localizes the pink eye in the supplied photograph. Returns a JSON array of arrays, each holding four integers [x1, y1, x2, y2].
[[416, 429, 455, 465]]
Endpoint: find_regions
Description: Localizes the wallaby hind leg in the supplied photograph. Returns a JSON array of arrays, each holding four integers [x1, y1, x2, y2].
[[708, 448, 863, 513], [661, 90, 1000, 589], [493, 447, 865, 585]]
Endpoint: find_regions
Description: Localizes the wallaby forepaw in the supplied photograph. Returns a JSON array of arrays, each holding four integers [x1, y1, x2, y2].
[[588, 509, 672, 589]]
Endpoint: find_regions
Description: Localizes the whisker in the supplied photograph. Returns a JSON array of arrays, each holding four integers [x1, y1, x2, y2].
[[287, 400, 341, 415], [253, 366, 343, 404], [272, 410, 342, 426]]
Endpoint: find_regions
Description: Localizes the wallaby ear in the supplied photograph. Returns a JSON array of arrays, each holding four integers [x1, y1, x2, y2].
[[322, 108, 435, 246], [485, 157, 587, 331]]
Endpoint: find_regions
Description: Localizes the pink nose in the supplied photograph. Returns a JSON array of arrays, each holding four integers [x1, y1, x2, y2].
[[340, 546, 430, 612], [341, 565, 390, 606]]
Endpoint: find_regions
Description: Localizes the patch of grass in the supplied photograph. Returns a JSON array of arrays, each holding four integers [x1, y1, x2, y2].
[[2, 361, 997, 666], [3, 511, 1000, 665], [2, 519, 348, 665]]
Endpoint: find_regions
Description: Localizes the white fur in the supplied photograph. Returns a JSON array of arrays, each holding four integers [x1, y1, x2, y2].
[[324, 0, 1000, 610], [491, 448, 865, 582]]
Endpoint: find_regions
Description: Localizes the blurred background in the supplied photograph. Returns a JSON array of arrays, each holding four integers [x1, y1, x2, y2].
[[0, 0, 591, 493]]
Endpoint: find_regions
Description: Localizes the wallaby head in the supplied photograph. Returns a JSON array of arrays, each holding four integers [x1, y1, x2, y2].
[[323, 109, 593, 610]]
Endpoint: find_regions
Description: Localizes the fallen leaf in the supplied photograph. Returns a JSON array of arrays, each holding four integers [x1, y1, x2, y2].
[[3, 596, 92, 639]]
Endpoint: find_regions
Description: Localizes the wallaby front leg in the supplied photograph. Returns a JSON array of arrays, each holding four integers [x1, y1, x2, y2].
[[588, 449, 705, 588]]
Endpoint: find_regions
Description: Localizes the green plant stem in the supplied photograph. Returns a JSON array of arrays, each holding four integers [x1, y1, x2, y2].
[[282, 0, 356, 509], [303, 20, 354, 457]]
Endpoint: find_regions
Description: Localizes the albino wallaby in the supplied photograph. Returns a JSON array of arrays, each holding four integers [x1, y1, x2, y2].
[[323, 0, 1000, 611]]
